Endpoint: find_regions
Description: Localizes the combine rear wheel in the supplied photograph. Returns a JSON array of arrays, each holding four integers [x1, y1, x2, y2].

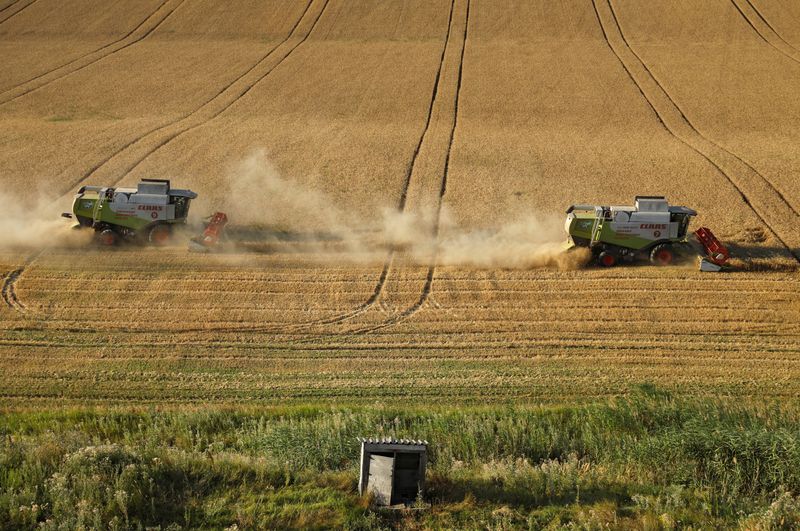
[[148, 224, 172, 246], [650, 244, 674, 266]]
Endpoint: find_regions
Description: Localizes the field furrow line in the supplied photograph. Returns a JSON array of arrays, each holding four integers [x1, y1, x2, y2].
[[435, 286, 799, 295], [0, 0, 22, 14], [0, 0, 169, 101], [30, 313, 795, 329], [595, 0, 800, 263], [4, 336, 797, 355], [34, 302, 796, 314], [0, 0, 184, 105], [23, 276, 380, 285], [432, 273, 800, 283], [732, 0, 800, 63], [0, 0, 34, 25], [418, 305, 796, 313], [5, 350, 800, 364], [21, 269, 800, 285], [24, 283, 798, 296], [14, 326, 797, 342], [61, 0, 326, 196], [301, 328, 800, 343], [40, 304, 382, 312], [7, 338, 797, 359], [22, 286, 383, 294]]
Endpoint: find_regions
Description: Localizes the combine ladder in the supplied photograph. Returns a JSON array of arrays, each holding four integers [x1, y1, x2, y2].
[[589, 207, 605, 247]]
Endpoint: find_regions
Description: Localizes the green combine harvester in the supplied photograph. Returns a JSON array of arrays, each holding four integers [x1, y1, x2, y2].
[[63, 179, 198, 245], [565, 196, 700, 267]]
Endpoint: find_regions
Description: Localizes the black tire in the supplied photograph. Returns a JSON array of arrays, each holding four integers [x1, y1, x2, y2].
[[98, 228, 118, 246], [598, 251, 617, 267], [650, 243, 674, 266]]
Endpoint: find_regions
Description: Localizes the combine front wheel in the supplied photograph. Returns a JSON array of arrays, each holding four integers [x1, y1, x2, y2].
[[148, 224, 172, 246], [598, 251, 617, 267], [98, 229, 118, 246], [650, 244, 674, 266]]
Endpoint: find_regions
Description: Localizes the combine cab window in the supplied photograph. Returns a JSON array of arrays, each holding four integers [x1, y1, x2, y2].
[[172, 196, 190, 219], [672, 213, 690, 237]]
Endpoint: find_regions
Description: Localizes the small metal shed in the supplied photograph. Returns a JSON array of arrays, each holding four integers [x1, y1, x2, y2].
[[358, 438, 428, 506]]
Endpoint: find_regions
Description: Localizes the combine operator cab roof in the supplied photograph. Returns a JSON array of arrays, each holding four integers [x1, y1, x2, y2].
[[634, 196, 696, 216]]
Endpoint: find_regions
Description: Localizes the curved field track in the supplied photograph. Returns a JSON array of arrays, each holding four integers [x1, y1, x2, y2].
[[0, 0, 798, 407]]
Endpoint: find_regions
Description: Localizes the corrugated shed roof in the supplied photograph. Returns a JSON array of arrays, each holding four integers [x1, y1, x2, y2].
[[359, 437, 428, 446]]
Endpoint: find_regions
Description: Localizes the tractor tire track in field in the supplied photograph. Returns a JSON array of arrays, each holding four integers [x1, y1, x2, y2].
[[0, 0, 22, 15], [353, 0, 470, 335], [1, 249, 42, 313], [0, 0, 34, 25], [63, 0, 327, 196], [732, 0, 800, 63], [278, 0, 468, 341], [0, 0, 175, 103], [594, 0, 800, 264], [317, 0, 470, 337], [1, 270, 26, 312], [0, 0, 184, 105]]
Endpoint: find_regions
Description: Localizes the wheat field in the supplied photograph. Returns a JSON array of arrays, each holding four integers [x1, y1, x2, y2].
[[1, 0, 799, 407]]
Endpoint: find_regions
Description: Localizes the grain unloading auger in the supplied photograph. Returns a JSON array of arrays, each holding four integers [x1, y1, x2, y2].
[[564, 196, 729, 270]]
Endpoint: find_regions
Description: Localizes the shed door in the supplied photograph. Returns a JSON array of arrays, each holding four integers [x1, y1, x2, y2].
[[368, 454, 394, 505], [392, 452, 421, 504]]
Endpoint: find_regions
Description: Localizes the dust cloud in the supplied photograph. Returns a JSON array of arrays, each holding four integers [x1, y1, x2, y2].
[[436, 213, 591, 270], [0, 190, 90, 250], [0, 152, 590, 271], [220, 151, 358, 238], [220, 151, 588, 270]]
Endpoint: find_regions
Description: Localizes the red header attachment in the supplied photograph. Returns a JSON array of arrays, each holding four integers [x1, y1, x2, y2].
[[694, 227, 729, 266]]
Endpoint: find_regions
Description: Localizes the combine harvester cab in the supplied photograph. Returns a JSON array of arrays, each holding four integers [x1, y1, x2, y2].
[[64, 179, 197, 245], [565, 196, 697, 267]]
